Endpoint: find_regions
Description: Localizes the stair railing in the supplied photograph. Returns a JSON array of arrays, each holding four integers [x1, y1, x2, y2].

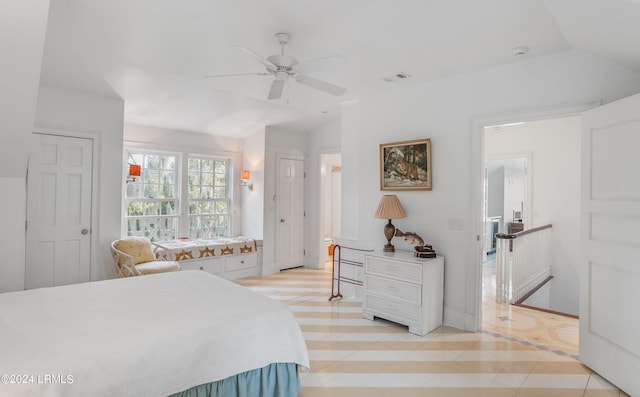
[[495, 224, 552, 304]]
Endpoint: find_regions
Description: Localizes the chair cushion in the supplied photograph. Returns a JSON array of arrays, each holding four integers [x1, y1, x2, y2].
[[113, 237, 157, 265], [135, 261, 181, 275]]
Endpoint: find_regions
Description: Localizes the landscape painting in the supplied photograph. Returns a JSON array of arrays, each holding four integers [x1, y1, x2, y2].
[[380, 138, 431, 191]]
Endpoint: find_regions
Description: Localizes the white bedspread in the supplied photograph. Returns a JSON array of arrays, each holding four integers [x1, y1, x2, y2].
[[0, 271, 309, 396]]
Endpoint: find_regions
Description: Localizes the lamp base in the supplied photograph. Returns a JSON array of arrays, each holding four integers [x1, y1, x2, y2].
[[383, 219, 396, 252]]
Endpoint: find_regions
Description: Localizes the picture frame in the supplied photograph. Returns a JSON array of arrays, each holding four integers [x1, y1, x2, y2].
[[380, 138, 432, 191]]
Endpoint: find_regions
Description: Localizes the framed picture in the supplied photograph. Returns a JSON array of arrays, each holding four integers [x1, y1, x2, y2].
[[380, 138, 432, 191]]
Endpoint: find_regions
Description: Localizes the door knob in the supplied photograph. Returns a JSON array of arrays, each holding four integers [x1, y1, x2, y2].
[[81, 229, 89, 235], [280, 219, 285, 223]]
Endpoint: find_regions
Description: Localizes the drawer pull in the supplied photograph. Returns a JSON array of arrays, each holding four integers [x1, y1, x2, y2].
[[241, 260, 244, 264], [199, 267, 204, 270]]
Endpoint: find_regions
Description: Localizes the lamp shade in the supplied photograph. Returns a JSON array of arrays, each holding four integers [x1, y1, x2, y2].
[[374, 195, 406, 220], [129, 164, 141, 178], [241, 170, 250, 181]]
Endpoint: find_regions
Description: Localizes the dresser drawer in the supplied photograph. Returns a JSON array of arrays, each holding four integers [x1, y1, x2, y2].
[[365, 274, 421, 305], [180, 258, 223, 274], [365, 256, 421, 283], [365, 294, 421, 323], [225, 254, 257, 272]]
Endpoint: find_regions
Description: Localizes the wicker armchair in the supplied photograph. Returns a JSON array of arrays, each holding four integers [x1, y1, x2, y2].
[[110, 236, 180, 277]]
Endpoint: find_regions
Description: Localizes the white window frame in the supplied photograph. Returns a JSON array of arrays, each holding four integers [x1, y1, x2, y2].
[[123, 150, 181, 241], [186, 155, 231, 238], [122, 148, 236, 241]]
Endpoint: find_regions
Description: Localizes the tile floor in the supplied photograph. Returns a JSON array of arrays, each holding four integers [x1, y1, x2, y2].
[[236, 264, 627, 397]]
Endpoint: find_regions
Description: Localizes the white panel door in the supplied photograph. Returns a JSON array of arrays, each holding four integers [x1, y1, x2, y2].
[[277, 157, 304, 270], [580, 93, 640, 396], [26, 133, 93, 289]]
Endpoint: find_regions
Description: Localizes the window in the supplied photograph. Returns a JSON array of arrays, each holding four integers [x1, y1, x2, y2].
[[124, 150, 231, 241], [125, 152, 179, 241], [188, 156, 230, 238]]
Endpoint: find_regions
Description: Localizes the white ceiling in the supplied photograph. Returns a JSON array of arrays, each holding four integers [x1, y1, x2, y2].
[[39, 0, 640, 137]]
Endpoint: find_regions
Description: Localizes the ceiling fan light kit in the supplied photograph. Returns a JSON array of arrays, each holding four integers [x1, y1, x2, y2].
[[207, 33, 347, 100]]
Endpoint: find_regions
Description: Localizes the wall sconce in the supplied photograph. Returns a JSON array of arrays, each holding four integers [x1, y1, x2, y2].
[[240, 169, 253, 190], [126, 164, 141, 184]]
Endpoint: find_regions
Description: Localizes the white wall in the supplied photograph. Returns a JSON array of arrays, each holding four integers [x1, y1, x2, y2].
[[35, 85, 125, 281], [340, 50, 640, 330], [242, 128, 266, 239], [485, 116, 581, 315], [124, 124, 243, 153], [502, 159, 526, 226], [0, 0, 50, 292], [486, 163, 505, 220], [339, 100, 360, 241], [0, 179, 28, 292], [0, 0, 49, 178]]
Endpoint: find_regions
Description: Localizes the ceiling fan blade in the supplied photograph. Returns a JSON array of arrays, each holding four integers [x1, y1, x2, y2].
[[233, 45, 276, 70], [205, 72, 269, 78], [268, 79, 285, 100], [295, 55, 348, 74], [295, 75, 346, 96]]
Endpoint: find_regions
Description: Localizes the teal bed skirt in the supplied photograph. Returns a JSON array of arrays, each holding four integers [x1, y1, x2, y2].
[[171, 363, 300, 397]]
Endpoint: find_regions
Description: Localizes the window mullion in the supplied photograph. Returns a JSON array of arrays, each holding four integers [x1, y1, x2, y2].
[[179, 153, 189, 238]]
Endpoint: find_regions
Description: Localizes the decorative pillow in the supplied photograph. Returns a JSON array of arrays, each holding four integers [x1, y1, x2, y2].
[[114, 236, 156, 265]]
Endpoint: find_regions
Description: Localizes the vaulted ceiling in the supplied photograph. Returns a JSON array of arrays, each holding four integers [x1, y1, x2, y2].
[[40, 0, 640, 137]]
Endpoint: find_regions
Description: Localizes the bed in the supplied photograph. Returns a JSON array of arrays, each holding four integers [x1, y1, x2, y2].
[[0, 271, 309, 396]]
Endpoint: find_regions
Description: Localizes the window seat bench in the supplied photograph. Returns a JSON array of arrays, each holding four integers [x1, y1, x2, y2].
[[153, 237, 262, 280]]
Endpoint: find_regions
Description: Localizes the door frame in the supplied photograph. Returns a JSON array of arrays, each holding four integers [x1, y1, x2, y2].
[[275, 152, 305, 270], [30, 127, 100, 281], [469, 101, 599, 331]]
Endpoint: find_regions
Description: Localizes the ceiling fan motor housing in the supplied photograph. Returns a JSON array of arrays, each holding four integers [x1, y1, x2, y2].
[[267, 55, 298, 72], [274, 71, 289, 81]]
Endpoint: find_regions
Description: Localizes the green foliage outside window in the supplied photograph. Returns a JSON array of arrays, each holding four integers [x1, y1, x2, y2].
[[124, 151, 230, 241]]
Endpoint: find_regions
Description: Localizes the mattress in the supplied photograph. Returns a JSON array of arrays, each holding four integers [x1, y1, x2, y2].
[[0, 271, 309, 396]]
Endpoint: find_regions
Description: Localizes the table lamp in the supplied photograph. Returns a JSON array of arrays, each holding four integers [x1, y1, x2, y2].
[[374, 195, 406, 252]]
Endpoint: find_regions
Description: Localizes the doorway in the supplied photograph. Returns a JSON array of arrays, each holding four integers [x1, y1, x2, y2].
[[276, 155, 304, 270], [320, 153, 341, 270], [476, 108, 586, 329], [481, 117, 581, 317], [26, 133, 93, 289]]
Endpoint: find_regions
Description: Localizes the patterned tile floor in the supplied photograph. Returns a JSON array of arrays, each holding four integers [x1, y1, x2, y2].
[[236, 265, 627, 397]]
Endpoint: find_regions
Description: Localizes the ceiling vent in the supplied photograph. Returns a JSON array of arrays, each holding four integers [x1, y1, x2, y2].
[[512, 46, 529, 56], [383, 72, 412, 82]]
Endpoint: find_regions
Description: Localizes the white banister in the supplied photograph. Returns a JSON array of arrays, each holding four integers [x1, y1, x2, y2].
[[495, 224, 552, 304]]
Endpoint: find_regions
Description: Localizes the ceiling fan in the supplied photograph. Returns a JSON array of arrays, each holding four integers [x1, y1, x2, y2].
[[206, 33, 347, 100]]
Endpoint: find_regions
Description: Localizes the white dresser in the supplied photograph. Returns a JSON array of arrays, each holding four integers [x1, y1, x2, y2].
[[363, 250, 444, 336]]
